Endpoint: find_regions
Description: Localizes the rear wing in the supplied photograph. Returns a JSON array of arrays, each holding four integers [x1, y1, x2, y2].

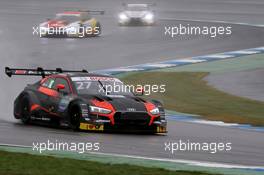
[[83, 10, 105, 15], [64, 9, 105, 15], [5, 67, 88, 78], [122, 3, 156, 7]]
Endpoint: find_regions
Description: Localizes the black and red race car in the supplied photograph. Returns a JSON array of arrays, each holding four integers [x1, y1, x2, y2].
[[5, 67, 167, 134]]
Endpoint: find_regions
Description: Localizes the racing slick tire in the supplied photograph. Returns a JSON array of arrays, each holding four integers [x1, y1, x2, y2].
[[20, 96, 31, 124], [69, 105, 81, 131]]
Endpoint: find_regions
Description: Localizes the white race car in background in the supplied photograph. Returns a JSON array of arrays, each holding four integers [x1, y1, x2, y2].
[[118, 3, 156, 26]]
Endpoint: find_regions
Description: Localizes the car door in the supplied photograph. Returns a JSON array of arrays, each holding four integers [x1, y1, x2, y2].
[[37, 77, 58, 114], [51, 77, 72, 115]]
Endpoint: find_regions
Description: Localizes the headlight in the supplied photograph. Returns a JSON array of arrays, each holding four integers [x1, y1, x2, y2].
[[119, 13, 128, 20], [89, 106, 112, 114], [144, 13, 154, 21], [150, 107, 159, 115]]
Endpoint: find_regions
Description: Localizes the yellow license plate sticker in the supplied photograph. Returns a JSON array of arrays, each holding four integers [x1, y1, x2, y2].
[[80, 123, 104, 131], [157, 126, 166, 133]]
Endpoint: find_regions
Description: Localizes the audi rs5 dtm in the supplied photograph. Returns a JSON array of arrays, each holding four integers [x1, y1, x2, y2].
[[5, 67, 167, 134]]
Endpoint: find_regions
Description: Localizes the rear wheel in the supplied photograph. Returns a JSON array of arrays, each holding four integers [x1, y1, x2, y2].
[[69, 106, 81, 131], [21, 97, 31, 124]]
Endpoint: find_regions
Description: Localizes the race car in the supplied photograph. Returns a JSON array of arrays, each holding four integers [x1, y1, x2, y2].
[[5, 67, 167, 134], [38, 10, 103, 38], [118, 3, 156, 26]]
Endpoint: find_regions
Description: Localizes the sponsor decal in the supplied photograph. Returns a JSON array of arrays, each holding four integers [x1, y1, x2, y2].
[[15, 70, 27, 74], [79, 123, 104, 131], [71, 76, 121, 82]]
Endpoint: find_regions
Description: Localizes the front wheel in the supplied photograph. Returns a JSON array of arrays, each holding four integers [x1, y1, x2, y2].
[[69, 106, 81, 131], [20, 97, 31, 124]]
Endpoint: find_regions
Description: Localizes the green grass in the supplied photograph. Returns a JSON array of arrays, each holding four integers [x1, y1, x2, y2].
[[160, 53, 264, 74], [121, 72, 264, 126], [0, 151, 218, 175]]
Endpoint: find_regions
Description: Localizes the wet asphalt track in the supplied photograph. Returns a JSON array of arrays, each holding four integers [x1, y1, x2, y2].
[[206, 68, 264, 102], [0, 0, 264, 167]]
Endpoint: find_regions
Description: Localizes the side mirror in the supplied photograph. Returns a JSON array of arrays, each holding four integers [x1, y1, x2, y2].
[[56, 84, 65, 91], [135, 87, 144, 96]]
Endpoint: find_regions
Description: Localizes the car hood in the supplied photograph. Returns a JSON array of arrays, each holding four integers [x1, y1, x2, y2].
[[124, 11, 149, 18]]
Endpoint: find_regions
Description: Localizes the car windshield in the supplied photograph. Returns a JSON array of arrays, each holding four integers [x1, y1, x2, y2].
[[71, 76, 134, 96], [55, 14, 81, 23], [126, 5, 148, 11]]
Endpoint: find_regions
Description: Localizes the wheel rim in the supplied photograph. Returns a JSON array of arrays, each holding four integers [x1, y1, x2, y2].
[[71, 110, 80, 129]]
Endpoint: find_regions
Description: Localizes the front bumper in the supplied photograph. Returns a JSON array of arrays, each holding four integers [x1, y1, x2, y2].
[[79, 122, 167, 133], [79, 112, 167, 133], [119, 18, 155, 26], [39, 28, 99, 38]]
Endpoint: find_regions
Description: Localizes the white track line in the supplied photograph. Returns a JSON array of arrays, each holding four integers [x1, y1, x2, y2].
[[171, 59, 206, 63], [0, 143, 263, 170], [229, 50, 260, 54], [140, 63, 176, 68], [89, 152, 264, 170], [203, 54, 233, 59], [160, 18, 264, 28]]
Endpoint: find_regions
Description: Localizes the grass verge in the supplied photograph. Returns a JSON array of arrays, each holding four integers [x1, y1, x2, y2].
[[121, 72, 264, 126], [0, 150, 218, 175]]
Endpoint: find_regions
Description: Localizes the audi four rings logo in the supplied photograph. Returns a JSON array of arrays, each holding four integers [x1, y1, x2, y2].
[[127, 108, 136, 112]]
